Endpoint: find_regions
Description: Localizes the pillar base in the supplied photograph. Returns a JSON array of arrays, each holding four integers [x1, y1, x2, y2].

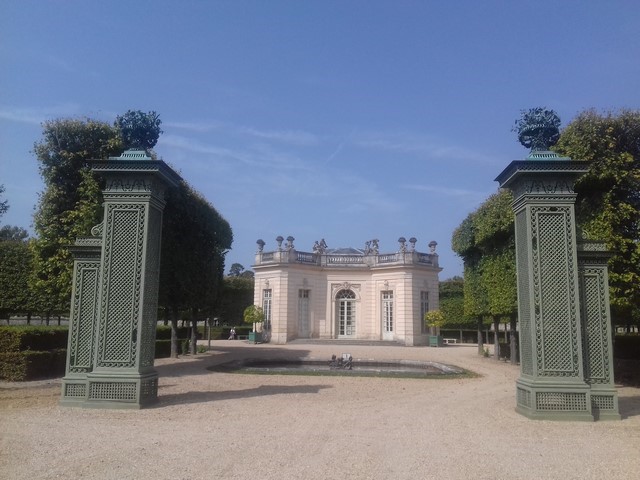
[[589, 387, 621, 421], [515, 377, 594, 421], [60, 370, 158, 409]]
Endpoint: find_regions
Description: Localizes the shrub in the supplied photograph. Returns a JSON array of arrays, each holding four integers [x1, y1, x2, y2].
[[614, 335, 640, 359]]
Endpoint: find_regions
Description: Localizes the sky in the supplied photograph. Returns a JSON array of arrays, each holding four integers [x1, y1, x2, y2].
[[1, 1, 639, 279]]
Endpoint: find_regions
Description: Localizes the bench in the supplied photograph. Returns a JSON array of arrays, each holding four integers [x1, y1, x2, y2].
[[443, 338, 457, 345]]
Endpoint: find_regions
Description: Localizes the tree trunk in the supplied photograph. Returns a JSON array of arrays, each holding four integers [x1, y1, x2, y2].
[[189, 308, 198, 355], [190, 316, 197, 355], [510, 314, 518, 365], [170, 308, 179, 358], [57, 315, 61, 326], [494, 317, 500, 361], [26, 313, 31, 325], [45, 312, 50, 326], [477, 317, 484, 355]]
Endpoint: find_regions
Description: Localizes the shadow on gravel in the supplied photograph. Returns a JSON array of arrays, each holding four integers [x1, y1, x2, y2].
[[154, 383, 331, 407], [618, 395, 640, 419]]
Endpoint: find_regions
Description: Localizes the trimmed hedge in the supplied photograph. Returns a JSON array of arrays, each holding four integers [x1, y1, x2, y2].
[[0, 349, 67, 382], [0, 326, 68, 352], [614, 335, 640, 359]]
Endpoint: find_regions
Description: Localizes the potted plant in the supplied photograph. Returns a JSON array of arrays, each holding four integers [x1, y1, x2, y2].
[[424, 310, 444, 347], [243, 305, 265, 343]]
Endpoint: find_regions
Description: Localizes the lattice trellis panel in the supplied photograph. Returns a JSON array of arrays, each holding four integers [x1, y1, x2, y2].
[[140, 207, 162, 368], [97, 205, 145, 368], [536, 392, 588, 412], [531, 206, 580, 378], [89, 382, 137, 401], [515, 211, 533, 376], [580, 270, 610, 384], [68, 261, 100, 373]]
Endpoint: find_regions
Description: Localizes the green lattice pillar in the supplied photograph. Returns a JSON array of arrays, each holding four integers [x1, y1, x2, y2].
[[577, 241, 620, 420], [73, 149, 180, 409], [60, 235, 102, 405], [496, 158, 594, 421]]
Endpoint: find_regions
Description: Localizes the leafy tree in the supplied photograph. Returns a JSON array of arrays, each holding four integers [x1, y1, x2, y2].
[[452, 190, 517, 357], [159, 179, 233, 356], [0, 184, 8, 219], [214, 275, 254, 327], [435, 277, 467, 328], [0, 231, 34, 322], [0, 226, 28, 242], [228, 263, 245, 277], [243, 305, 264, 333], [115, 110, 162, 151], [554, 109, 640, 328], [30, 118, 121, 321]]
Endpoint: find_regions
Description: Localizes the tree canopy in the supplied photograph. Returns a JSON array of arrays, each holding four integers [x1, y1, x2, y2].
[[115, 110, 162, 151], [451, 189, 516, 323], [30, 117, 120, 316], [554, 109, 640, 325], [0, 185, 8, 219], [453, 108, 640, 330], [158, 179, 233, 320]]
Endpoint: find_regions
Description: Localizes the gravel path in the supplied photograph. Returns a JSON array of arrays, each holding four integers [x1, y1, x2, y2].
[[1, 342, 639, 480]]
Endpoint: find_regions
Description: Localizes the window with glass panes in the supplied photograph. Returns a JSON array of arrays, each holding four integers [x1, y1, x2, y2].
[[382, 291, 394, 333], [262, 289, 272, 329], [420, 291, 429, 333]]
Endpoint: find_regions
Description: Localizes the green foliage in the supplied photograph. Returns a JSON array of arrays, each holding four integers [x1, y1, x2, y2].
[[228, 263, 245, 276], [424, 310, 445, 328], [481, 246, 517, 317], [0, 237, 33, 318], [473, 190, 514, 249], [451, 214, 476, 259], [452, 191, 516, 324], [436, 277, 470, 328], [215, 276, 254, 325], [31, 117, 121, 316], [0, 184, 8, 218], [159, 180, 233, 319], [614, 335, 640, 359], [0, 326, 68, 352], [114, 110, 163, 151], [555, 109, 640, 325], [0, 225, 28, 241], [0, 326, 68, 380], [243, 305, 264, 325]]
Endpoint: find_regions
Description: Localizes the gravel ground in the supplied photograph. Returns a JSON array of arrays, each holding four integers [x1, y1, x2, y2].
[[1, 342, 639, 480]]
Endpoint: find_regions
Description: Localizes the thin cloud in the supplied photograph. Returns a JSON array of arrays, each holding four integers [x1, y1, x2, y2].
[[0, 104, 81, 125], [402, 184, 482, 197], [166, 119, 320, 146], [353, 131, 498, 164]]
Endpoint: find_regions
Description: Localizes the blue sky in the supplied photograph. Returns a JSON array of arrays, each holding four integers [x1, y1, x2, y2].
[[1, 1, 639, 279]]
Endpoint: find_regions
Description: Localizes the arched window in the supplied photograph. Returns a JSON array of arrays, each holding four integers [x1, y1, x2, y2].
[[336, 289, 356, 337]]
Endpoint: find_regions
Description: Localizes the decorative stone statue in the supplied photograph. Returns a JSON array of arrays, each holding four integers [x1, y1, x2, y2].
[[285, 235, 295, 250]]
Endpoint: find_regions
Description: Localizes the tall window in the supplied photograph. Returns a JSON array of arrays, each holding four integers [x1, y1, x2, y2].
[[337, 289, 356, 337], [298, 289, 310, 337], [420, 291, 429, 333], [382, 291, 394, 333], [263, 289, 272, 329]]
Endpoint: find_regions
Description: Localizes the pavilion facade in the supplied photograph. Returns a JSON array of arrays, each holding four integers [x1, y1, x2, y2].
[[252, 236, 442, 345]]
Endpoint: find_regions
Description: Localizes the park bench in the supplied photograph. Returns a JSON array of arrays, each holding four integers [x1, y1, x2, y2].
[[443, 338, 457, 345]]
